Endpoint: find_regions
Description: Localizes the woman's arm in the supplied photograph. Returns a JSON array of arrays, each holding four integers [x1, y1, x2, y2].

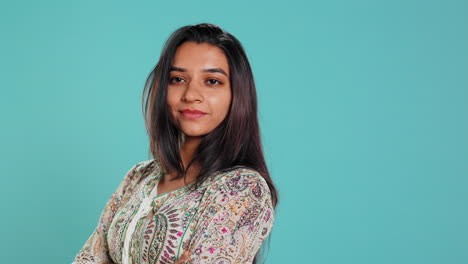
[[181, 171, 275, 264], [72, 161, 146, 264]]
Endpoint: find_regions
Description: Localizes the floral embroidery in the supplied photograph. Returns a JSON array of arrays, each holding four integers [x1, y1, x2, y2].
[[72, 159, 275, 264]]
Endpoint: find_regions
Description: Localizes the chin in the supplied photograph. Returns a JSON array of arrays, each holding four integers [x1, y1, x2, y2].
[[180, 129, 208, 137], [178, 124, 212, 137]]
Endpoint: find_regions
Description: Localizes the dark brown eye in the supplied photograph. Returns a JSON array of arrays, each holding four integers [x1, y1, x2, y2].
[[207, 79, 222, 85], [170, 77, 184, 83]]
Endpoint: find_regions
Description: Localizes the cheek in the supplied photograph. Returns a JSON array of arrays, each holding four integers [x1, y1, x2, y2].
[[209, 92, 232, 119], [166, 91, 179, 118]]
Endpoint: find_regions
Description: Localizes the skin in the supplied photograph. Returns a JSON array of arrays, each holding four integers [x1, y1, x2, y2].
[[161, 41, 232, 263]]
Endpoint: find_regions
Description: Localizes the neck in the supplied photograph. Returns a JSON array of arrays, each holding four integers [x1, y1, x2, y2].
[[166, 134, 202, 183], [180, 135, 202, 168]]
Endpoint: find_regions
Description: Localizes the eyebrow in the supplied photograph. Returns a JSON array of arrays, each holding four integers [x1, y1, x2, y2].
[[169, 66, 229, 77]]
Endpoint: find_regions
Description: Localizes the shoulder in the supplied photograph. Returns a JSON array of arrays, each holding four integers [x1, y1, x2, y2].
[[111, 159, 158, 198], [121, 159, 158, 183], [132, 159, 159, 175], [204, 167, 272, 204]]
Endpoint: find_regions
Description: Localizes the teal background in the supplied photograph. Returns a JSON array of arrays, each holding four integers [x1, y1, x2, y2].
[[0, 0, 466, 263]]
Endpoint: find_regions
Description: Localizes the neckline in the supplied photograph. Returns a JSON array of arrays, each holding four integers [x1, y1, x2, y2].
[[155, 176, 197, 198], [145, 167, 198, 199], [143, 160, 242, 199]]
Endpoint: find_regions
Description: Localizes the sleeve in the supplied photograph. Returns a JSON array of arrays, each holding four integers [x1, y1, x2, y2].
[[72, 161, 146, 264], [184, 171, 275, 264]]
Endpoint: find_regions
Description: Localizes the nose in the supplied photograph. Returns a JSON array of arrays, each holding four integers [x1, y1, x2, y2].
[[181, 79, 203, 102]]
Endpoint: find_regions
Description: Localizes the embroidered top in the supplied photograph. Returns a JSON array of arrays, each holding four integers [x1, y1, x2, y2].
[[72, 159, 275, 264]]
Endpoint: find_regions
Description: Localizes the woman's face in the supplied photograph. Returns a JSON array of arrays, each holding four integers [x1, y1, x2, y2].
[[167, 41, 232, 137]]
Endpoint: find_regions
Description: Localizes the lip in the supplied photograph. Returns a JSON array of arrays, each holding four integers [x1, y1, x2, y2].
[[181, 109, 206, 114], [180, 109, 207, 119]]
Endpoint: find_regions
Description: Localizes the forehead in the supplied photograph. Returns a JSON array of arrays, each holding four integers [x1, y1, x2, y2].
[[172, 42, 229, 73]]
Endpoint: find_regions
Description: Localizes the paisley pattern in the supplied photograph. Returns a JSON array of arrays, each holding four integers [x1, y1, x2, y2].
[[72, 159, 275, 264]]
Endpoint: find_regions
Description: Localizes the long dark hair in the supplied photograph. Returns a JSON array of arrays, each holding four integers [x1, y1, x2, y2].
[[142, 23, 279, 263]]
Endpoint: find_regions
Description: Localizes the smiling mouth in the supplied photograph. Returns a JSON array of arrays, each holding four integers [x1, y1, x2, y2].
[[180, 111, 206, 119]]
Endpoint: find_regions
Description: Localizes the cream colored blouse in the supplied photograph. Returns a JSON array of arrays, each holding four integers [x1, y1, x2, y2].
[[72, 159, 275, 264]]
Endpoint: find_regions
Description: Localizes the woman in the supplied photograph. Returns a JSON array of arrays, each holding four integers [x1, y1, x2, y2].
[[73, 23, 279, 264]]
